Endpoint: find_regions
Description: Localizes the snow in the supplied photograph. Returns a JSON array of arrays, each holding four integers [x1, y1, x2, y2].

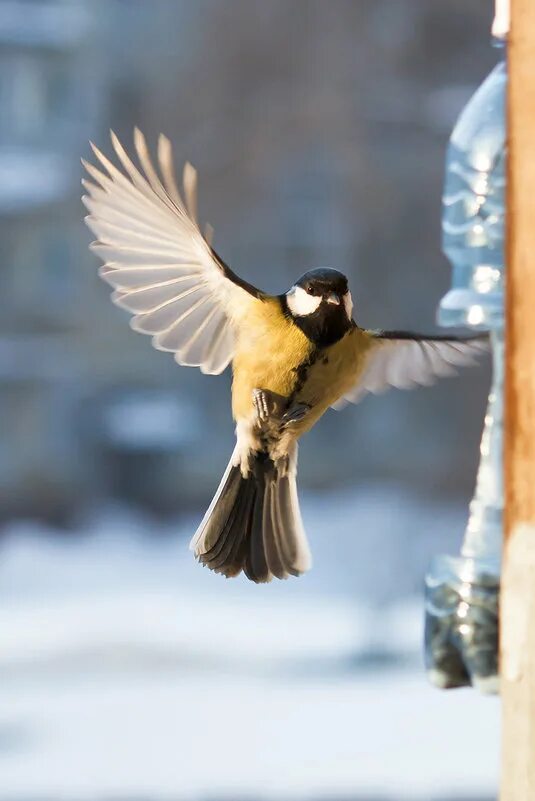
[[0, 488, 499, 799], [2, 670, 498, 800]]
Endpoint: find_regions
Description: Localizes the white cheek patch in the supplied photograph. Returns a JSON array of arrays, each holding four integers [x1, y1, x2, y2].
[[286, 285, 322, 316], [343, 290, 354, 319]]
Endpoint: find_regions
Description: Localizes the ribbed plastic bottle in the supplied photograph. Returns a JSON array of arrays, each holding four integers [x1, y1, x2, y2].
[[439, 60, 505, 330]]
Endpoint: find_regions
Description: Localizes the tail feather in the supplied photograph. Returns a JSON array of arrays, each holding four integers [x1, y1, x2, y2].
[[244, 484, 270, 583], [190, 445, 311, 583], [262, 482, 286, 580], [190, 448, 240, 553], [197, 467, 254, 577], [277, 472, 308, 573]]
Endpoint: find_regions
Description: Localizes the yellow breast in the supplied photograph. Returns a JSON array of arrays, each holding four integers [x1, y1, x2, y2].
[[231, 297, 313, 420], [231, 297, 377, 433]]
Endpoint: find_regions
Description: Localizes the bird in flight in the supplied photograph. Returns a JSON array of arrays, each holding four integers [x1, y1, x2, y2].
[[83, 130, 488, 584]]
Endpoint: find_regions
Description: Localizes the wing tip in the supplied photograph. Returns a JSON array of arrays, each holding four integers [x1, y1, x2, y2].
[[204, 222, 214, 247], [133, 126, 147, 154], [183, 161, 197, 184], [109, 128, 120, 148], [89, 140, 103, 159], [129, 316, 147, 334]]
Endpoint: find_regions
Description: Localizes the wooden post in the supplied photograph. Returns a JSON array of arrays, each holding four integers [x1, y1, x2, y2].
[[501, 1, 535, 798]]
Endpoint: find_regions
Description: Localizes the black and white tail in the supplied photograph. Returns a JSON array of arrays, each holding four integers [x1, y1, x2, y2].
[[190, 446, 312, 583]]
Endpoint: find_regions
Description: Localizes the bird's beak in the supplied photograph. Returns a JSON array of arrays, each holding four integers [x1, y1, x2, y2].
[[325, 292, 340, 305]]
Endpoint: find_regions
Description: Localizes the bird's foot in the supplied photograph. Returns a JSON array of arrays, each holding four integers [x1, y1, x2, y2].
[[281, 402, 311, 427], [252, 388, 272, 423], [252, 389, 310, 428], [252, 388, 288, 424]]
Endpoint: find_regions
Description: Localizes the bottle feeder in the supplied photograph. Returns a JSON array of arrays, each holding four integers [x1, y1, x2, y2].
[[424, 21, 506, 694]]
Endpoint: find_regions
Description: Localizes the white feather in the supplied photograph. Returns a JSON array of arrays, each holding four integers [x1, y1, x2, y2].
[[343, 290, 354, 319], [286, 286, 322, 316], [83, 130, 257, 374], [201, 321, 234, 375], [130, 288, 209, 335], [334, 334, 489, 407]]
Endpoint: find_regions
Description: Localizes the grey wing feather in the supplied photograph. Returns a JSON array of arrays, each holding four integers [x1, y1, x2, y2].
[[333, 332, 489, 409], [83, 129, 260, 375]]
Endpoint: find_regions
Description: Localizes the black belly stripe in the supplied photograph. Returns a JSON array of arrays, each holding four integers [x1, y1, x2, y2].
[[276, 295, 353, 415], [286, 348, 319, 411], [255, 348, 318, 456]]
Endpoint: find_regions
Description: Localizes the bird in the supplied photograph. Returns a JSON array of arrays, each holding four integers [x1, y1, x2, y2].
[[82, 129, 489, 584]]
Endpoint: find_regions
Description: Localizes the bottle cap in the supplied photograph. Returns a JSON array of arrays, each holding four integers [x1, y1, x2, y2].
[[492, 0, 510, 40]]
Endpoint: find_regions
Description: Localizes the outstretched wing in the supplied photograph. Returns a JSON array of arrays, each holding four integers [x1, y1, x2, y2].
[[333, 331, 489, 409], [83, 129, 263, 375]]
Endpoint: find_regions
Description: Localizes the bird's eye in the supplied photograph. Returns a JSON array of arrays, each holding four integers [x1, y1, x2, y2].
[[305, 285, 313, 294]]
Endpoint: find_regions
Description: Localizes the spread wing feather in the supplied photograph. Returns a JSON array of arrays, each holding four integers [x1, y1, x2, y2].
[[83, 129, 261, 375], [333, 332, 489, 409]]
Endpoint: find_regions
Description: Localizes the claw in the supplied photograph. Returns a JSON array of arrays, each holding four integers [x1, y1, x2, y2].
[[252, 388, 271, 422], [252, 389, 308, 429], [281, 402, 311, 427]]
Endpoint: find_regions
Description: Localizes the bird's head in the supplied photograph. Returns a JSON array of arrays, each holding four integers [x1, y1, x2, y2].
[[286, 268, 353, 320], [283, 268, 354, 346]]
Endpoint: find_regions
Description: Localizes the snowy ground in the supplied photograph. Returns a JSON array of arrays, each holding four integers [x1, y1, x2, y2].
[[0, 486, 499, 800]]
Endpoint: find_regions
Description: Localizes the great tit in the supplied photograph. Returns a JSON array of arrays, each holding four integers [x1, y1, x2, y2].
[[83, 130, 488, 584]]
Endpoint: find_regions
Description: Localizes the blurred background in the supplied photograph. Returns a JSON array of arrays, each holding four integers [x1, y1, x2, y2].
[[0, 1, 499, 799]]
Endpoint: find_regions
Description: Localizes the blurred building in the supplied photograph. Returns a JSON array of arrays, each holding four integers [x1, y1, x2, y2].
[[0, 1, 215, 521], [0, 1, 98, 519], [0, 0, 495, 522]]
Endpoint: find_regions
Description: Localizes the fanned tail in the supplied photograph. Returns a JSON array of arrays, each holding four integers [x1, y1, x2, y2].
[[189, 445, 311, 583]]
